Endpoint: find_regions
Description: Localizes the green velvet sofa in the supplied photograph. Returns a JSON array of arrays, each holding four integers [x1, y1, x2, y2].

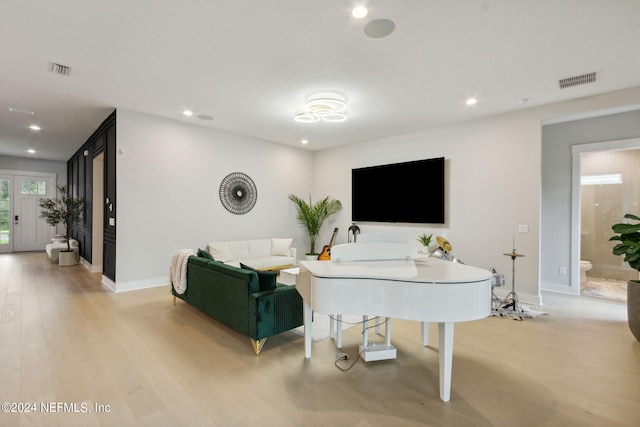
[[171, 255, 303, 355]]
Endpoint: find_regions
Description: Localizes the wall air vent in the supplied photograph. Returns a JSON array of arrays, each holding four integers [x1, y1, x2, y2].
[[558, 72, 597, 89], [48, 62, 71, 76]]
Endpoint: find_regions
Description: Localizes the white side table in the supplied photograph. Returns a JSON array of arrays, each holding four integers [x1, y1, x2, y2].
[[278, 267, 299, 286]]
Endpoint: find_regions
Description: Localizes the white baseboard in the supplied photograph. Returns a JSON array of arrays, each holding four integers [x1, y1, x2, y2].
[[99, 275, 168, 293], [540, 281, 579, 296], [79, 257, 102, 273], [492, 287, 542, 305], [101, 275, 116, 292], [112, 277, 168, 293]]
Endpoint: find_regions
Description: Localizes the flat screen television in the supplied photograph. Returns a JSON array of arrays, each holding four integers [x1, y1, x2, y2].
[[352, 157, 445, 224]]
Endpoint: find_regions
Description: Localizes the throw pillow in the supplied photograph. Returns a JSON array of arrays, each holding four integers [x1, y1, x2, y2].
[[240, 263, 277, 291], [197, 248, 214, 260], [271, 238, 293, 256]]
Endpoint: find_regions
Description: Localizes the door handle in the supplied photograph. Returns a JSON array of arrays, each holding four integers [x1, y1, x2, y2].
[[14, 215, 18, 225]]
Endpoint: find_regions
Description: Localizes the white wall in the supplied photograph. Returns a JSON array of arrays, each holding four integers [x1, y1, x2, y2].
[[114, 109, 314, 291], [111, 86, 640, 298], [314, 112, 543, 303], [314, 86, 640, 304], [541, 109, 640, 294], [0, 155, 66, 186]]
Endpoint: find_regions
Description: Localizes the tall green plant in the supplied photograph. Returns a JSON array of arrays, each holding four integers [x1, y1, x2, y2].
[[610, 213, 640, 274], [39, 185, 83, 251], [288, 194, 342, 255]]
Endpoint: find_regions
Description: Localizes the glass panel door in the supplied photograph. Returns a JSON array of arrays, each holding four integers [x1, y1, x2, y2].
[[0, 176, 11, 253]]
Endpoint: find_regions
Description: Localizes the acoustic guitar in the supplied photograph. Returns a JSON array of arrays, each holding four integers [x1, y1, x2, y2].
[[317, 228, 339, 261]]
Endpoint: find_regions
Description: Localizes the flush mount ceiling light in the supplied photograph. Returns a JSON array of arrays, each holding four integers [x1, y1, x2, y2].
[[465, 97, 478, 106], [29, 125, 41, 131], [294, 93, 348, 123]]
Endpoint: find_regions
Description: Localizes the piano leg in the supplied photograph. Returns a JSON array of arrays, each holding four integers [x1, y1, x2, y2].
[[362, 315, 369, 348], [330, 315, 334, 339], [438, 322, 454, 402], [385, 317, 391, 347], [336, 315, 343, 349], [421, 321, 430, 346], [304, 302, 313, 358]]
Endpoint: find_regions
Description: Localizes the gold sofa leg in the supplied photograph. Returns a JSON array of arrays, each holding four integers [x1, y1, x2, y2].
[[250, 338, 267, 356]]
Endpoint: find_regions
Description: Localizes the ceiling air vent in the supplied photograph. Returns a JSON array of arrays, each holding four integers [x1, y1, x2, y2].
[[48, 62, 71, 76], [558, 72, 597, 89]]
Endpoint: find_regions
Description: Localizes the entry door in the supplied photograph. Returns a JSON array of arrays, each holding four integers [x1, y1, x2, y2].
[[0, 175, 11, 253], [12, 175, 55, 252]]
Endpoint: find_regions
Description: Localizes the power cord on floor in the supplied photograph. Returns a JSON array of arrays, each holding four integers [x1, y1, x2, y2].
[[332, 316, 390, 372]]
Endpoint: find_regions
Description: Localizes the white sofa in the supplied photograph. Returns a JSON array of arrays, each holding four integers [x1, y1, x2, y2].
[[45, 239, 79, 263], [207, 238, 296, 270]]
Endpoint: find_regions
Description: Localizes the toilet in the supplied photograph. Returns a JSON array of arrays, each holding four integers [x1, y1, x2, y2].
[[580, 260, 592, 284]]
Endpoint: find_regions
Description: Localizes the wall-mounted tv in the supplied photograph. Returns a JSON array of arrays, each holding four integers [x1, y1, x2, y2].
[[352, 157, 445, 224]]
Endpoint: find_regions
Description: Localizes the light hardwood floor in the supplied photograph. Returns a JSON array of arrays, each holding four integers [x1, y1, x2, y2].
[[1, 252, 639, 426]]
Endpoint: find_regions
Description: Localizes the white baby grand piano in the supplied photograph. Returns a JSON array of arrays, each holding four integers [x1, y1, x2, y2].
[[295, 241, 492, 402]]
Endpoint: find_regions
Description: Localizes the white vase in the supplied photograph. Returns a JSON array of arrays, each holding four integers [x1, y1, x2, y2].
[[59, 250, 78, 266]]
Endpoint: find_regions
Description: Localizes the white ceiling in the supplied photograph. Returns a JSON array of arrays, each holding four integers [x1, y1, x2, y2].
[[1, 0, 640, 161]]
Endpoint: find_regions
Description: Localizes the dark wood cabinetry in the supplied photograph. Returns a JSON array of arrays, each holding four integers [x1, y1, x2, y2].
[[68, 145, 93, 262], [67, 111, 116, 281], [103, 117, 117, 280]]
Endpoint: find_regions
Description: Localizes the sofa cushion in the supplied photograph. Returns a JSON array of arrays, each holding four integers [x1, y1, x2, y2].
[[271, 238, 293, 256], [247, 239, 271, 258], [240, 263, 277, 291], [207, 242, 234, 262]]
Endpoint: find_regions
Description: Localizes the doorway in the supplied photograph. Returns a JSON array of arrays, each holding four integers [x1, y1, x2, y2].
[[571, 138, 640, 300], [0, 170, 56, 253]]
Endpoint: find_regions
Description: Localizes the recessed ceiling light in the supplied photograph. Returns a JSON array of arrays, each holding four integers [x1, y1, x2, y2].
[[465, 98, 478, 106], [27, 149, 36, 154], [183, 110, 193, 116], [29, 125, 41, 131], [301, 139, 309, 145], [352, 6, 368, 18]]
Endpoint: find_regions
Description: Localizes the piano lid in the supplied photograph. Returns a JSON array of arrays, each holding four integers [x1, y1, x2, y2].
[[302, 259, 418, 280], [301, 257, 492, 284]]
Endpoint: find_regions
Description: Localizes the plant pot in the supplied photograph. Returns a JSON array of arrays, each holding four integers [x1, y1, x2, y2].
[[628, 280, 640, 341], [59, 250, 78, 267], [305, 254, 319, 261]]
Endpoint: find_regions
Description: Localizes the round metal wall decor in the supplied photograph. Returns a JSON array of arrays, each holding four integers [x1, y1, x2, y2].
[[219, 172, 257, 215]]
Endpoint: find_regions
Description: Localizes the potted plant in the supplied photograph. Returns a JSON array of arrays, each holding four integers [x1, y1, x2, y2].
[[288, 194, 342, 259], [416, 233, 433, 253], [610, 213, 640, 341], [39, 185, 83, 266]]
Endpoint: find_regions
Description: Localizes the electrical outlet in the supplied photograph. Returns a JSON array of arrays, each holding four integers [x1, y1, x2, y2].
[[559, 267, 567, 275], [518, 224, 529, 233]]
